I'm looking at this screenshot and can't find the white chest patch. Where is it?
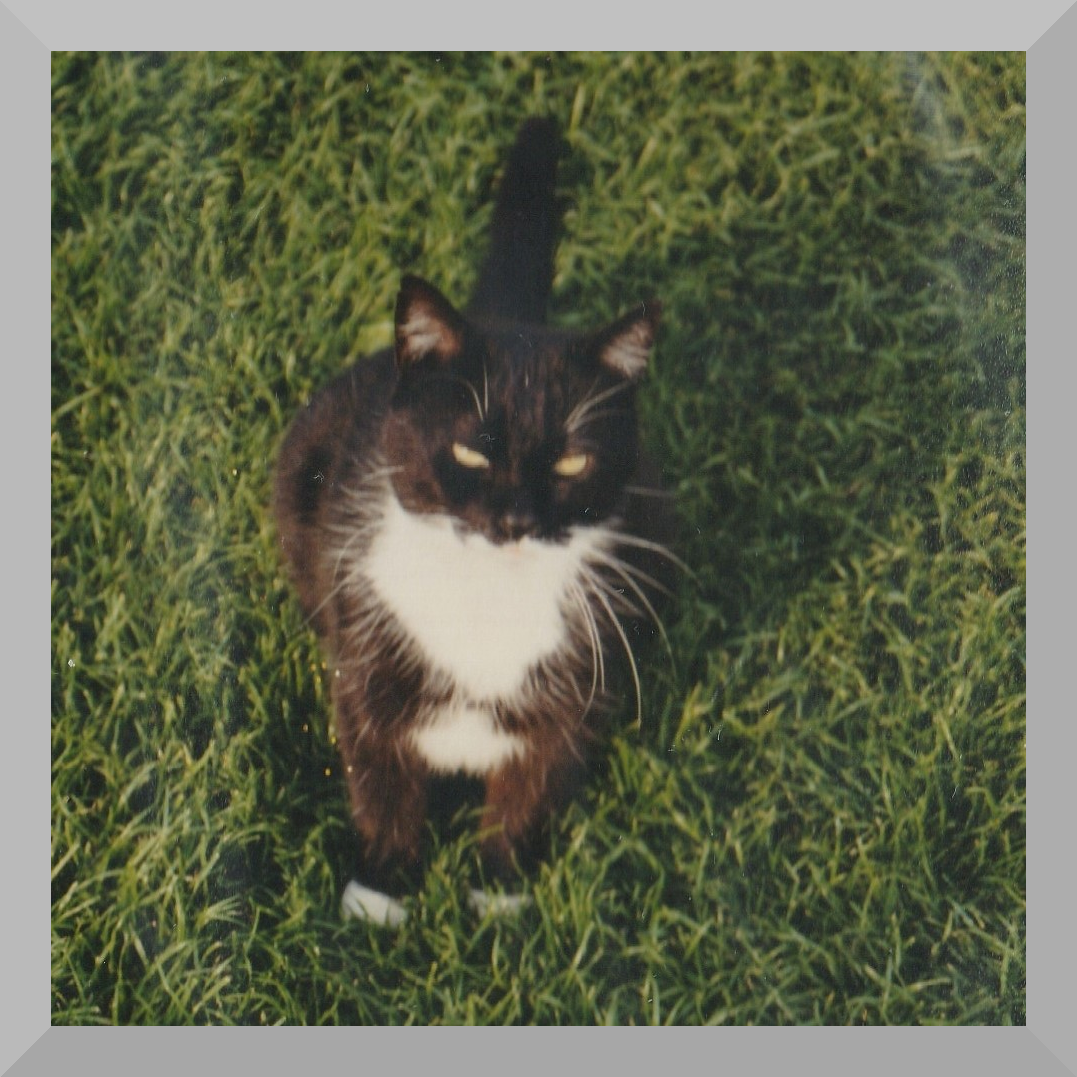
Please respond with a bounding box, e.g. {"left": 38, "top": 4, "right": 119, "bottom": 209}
{"left": 361, "top": 491, "right": 606, "bottom": 702}
{"left": 410, "top": 702, "right": 525, "bottom": 775}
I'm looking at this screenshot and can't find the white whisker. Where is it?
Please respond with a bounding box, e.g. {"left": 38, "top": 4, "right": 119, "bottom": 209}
{"left": 589, "top": 547, "right": 674, "bottom": 600}
{"left": 581, "top": 568, "right": 643, "bottom": 728}
{"left": 424, "top": 373, "right": 485, "bottom": 422}
{"left": 607, "top": 531, "right": 694, "bottom": 579}
{"left": 459, "top": 376, "right": 485, "bottom": 422}
{"left": 567, "top": 580, "right": 604, "bottom": 714}
{"left": 564, "top": 380, "right": 631, "bottom": 434}
{"left": 299, "top": 543, "right": 367, "bottom": 629}
{"left": 624, "top": 484, "right": 676, "bottom": 500}
{"left": 565, "top": 407, "right": 629, "bottom": 433}
{"left": 333, "top": 464, "right": 404, "bottom": 498}
{"left": 587, "top": 549, "right": 674, "bottom": 666}
{"left": 296, "top": 466, "right": 404, "bottom": 633}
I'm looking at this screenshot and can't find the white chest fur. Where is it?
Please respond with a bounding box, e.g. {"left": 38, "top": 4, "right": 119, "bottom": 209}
{"left": 361, "top": 491, "right": 606, "bottom": 703}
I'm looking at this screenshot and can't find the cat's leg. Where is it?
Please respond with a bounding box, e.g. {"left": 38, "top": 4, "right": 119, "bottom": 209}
{"left": 340, "top": 733, "right": 428, "bottom": 882}
{"left": 478, "top": 739, "right": 585, "bottom": 885}
{"left": 333, "top": 711, "right": 429, "bottom": 927}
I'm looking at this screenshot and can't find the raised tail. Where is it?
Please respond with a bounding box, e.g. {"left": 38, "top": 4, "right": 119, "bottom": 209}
{"left": 466, "top": 117, "right": 563, "bottom": 326}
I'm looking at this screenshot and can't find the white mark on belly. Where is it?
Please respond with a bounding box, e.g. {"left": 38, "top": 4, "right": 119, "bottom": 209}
{"left": 411, "top": 702, "right": 525, "bottom": 775}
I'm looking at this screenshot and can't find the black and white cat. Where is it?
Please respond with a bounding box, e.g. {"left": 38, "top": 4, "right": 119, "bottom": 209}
{"left": 274, "top": 118, "right": 676, "bottom": 924}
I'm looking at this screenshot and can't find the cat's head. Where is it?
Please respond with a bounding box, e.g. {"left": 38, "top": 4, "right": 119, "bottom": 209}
{"left": 381, "top": 275, "right": 660, "bottom": 546}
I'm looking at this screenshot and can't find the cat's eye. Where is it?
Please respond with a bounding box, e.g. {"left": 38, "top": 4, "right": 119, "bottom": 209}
{"left": 452, "top": 442, "right": 491, "bottom": 470}
{"left": 553, "top": 452, "right": 590, "bottom": 478}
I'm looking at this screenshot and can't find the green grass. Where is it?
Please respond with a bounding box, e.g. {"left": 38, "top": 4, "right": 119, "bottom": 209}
{"left": 51, "top": 51, "right": 1025, "bottom": 1025}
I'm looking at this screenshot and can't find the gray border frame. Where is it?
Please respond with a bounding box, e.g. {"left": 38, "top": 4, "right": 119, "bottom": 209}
{"left": 1026, "top": 3, "right": 1074, "bottom": 1073}
{"left": 28, "top": 11, "right": 1062, "bottom": 1073}
{"left": 4, "top": 0, "right": 49, "bottom": 1071}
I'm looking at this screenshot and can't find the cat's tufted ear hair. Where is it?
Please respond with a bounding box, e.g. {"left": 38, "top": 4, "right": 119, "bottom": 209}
{"left": 394, "top": 275, "right": 467, "bottom": 366}
{"left": 591, "top": 300, "right": 662, "bottom": 381}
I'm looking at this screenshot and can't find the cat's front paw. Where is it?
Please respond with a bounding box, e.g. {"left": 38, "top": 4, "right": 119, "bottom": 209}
{"left": 341, "top": 879, "right": 409, "bottom": 927}
{"left": 467, "top": 887, "right": 531, "bottom": 918}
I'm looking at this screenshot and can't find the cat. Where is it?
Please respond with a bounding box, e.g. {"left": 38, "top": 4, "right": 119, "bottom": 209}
{"left": 273, "top": 117, "right": 677, "bottom": 924}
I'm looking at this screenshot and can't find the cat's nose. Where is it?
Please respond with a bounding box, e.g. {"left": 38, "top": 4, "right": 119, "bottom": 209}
{"left": 499, "top": 511, "right": 538, "bottom": 542}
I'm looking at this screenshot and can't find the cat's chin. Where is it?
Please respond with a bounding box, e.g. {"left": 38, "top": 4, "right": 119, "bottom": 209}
{"left": 458, "top": 528, "right": 556, "bottom": 559}
{"left": 441, "top": 514, "right": 566, "bottom": 553}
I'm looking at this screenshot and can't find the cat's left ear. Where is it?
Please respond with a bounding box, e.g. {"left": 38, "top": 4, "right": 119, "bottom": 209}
{"left": 592, "top": 300, "right": 662, "bottom": 381}
{"left": 395, "top": 275, "right": 467, "bottom": 366}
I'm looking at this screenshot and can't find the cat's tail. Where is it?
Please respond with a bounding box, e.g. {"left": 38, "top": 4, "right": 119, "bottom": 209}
{"left": 466, "top": 117, "right": 563, "bottom": 326}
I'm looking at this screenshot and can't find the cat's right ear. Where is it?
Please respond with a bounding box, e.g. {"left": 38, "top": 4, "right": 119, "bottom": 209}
{"left": 591, "top": 300, "right": 662, "bottom": 381}
{"left": 394, "top": 275, "right": 467, "bottom": 366}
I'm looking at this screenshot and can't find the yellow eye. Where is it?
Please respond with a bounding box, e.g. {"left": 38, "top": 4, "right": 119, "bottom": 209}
{"left": 553, "top": 452, "right": 590, "bottom": 478}
{"left": 452, "top": 442, "right": 491, "bottom": 469}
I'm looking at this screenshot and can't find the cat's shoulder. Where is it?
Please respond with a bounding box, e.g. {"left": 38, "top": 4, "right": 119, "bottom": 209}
{"left": 278, "top": 348, "right": 395, "bottom": 459}
{"left": 274, "top": 348, "right": 396, "bottom": 531}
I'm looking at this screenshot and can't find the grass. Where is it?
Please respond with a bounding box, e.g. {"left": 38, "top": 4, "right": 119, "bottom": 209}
{"left": 51, "top": 51, "right": 1025, "bottom": 1025}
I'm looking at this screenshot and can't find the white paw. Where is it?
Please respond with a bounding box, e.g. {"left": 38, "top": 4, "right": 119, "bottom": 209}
{"left": 468, "top": 887, "right": 531, "bottom": 917}
{"left": 341, "top": 880, "right": 408, "bottom": 927}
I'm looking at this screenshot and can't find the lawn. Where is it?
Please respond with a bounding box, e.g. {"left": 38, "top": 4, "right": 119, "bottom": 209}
{"left": 51, "top": 51, "right": 1025, "bottom": 1025}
